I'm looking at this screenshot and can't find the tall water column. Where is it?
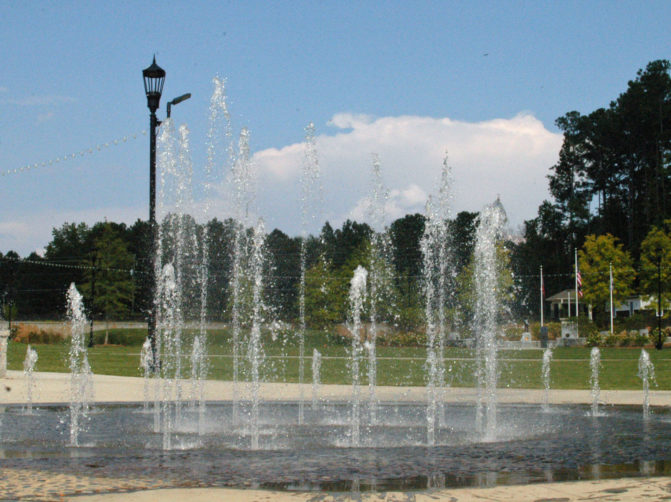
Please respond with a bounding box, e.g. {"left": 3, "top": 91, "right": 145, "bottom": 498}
{"left": 473, "top": 198, "right": 507, "bottom": 440}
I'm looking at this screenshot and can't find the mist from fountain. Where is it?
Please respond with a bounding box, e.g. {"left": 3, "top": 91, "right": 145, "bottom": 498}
{"left": 22, "top": 345, "right": 38, "bottom": 415}
{"left": 348, "top": 265, "right": 368, "bottom": 447}
{"left": 472, "top": 198, "right": 507, "bottom": 440}
{"left": 638, "top": 349, "right": 655, "bottom": 419}
{"left": 66, "top": 283, "right": 93, "bottom": 446}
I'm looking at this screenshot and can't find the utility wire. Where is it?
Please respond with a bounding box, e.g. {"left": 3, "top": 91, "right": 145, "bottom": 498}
{"left": 1, "top": 131, "right": 147, "bottom": 177}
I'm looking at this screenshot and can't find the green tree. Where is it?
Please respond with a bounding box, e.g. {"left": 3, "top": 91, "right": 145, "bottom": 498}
{"left": 389, "top": 214, "right": 425, "bottom": 328}
{"left": 549, "top": 60, "right": 671, "bottom": 253}
{"left": 579, "top": 234, "right": 635, "bottom": 324}
{"left": 80, "top": 224, "right": 135, "bottom": 343}
{"left": 639, "top": 222, "right": 671, "bottom": 312}
{"left": 265, "top": 229, "right": 301, "bottom": 320}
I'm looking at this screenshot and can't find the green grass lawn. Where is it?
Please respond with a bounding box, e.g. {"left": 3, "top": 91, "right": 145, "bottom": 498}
{"left": 7, "top": 328, "right": 671, "bottom": 390}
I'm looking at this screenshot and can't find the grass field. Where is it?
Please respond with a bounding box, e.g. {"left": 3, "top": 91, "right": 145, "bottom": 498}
{"left": 6, "top": 328, "right": 671, "bottom": 390}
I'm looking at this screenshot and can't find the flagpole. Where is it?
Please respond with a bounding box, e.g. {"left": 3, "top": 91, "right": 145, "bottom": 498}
{"left": 609, "top": 262, "right": 614, "bottom": 335}
{"left": 540, "top": 265, "right": 544, "bottom": 327}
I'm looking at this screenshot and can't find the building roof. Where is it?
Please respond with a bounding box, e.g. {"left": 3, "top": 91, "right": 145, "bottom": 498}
{"left": 546, "top": 289, "right": 577, "bottom": 302}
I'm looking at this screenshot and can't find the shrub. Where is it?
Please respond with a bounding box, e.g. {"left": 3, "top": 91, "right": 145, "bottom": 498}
{"left": 503, "top": 324, "right": 523, "bottom": 340}
{"left": 603, "top": 333, "right": 619, "bottom": 347}
{"left": 13, "top": 324, "right": 65, "bottom": 344}
{"left": 91, "top": 329, "right": 148, "bottom": 346}
{"left": 632, "top": 332, "right": 650, "bottom": 347}
{"left": 381, "top": 330, "right": 427, "bottom": 347}
{"left": 577, "top": 320, "right": 599, "bottom": 339}
{"left": 586, "top": 332, "right": 602, "bottom": 347}
{"left": 325, "top": 324, "right": 350, "bottom": 346}
{"left": 623, "top": 312, "right": 655, "bottom": 331}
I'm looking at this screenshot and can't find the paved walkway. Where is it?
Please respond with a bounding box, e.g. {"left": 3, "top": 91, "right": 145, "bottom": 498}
{"left": 2, "top": 370, "right": 671, "bottom": 501}
{"left": 2, "top": 369, "right": 670, "bottom": 406}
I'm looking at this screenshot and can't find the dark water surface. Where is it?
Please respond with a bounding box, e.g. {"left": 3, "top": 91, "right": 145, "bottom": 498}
{"left": 2, "top": 402, "right": 670, "bottom": 491}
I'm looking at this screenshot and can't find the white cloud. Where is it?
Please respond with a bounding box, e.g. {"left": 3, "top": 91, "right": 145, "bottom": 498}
{"left": 349, "top": 183, "right": 429, "bottom": 227}
{"left": 1, "top": 112, "right": 563, "bottom": 253}
{"left": 252, "top": 112, "right": 562, "bottom": 234}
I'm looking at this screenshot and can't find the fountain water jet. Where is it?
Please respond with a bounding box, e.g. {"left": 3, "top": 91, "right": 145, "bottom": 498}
{"left": 139, "top": 338, "right": 153, "bottom": 411}
{"left": 248, "top": 219, "right": 267, "bottom": 450}
{"left": 638, "top": 349, "right": 655, "bottom": 419}
{"left": 312, "top": 348, "right": 322, "bottom": 410}
{"left": 348, "top": 266, "right": 368, "bottom": 447}
{"left": 421, "top": 155, "right": 455, "bottom": 442}
{"left": 229, "top": 127, "right": 255, "bottom": 425}
{"left": 22, "top": 345, "right": 38, "bottom": 414}
{"left": 472, "top": 198, "right": 507, "bottom": 439}
{"left": 542, "top": 347, "right": 553, "bottom": 411}
{"left": 298, "top": 122, "right": 322, "bottom": 424}
{"left": 66, "top": 283, "right": 93, "bottom": 446}
{"left": 366, "top": 154, "right": 393, "bottom": 424}
{"left": 590, "top": 347, "right": 601, "bottom": 417}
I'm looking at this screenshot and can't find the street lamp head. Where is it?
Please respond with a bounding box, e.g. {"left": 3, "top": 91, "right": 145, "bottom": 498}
{"left": 142, "top": 56, "right": 166, "bottom": 113}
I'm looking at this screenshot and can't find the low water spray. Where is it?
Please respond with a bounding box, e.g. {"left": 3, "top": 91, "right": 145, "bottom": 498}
{"left": 23, "top": 345, "right": 38, "bottom": 414}
{"left": 312, "top": 348, "right": 322, "bottom": 410}
{"left": 590, "top": 347, "right": 601, "bottom": 417}
{"left": 542, "top": 347, "right": 553, "bottom": 411}
{"left": 139, "top": 338, "right": 153, "bottom": 411}
{"left": 638, "top": 349, "right": 655, "bottom": 419}
{"left": 190, "top": 334, "right": 208, "bottom": 431}
{"left": 67, "top": 283, "right": 93, "bottom": 446}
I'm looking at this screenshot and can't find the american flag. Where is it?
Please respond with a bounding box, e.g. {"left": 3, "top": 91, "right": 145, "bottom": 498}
{"left": 576, "top": 269, "right": 583, "bottom": 298}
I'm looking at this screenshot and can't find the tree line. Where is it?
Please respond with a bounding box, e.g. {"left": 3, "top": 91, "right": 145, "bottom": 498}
{"left": 0, "top": 213, "right": 485, "bottom": 330}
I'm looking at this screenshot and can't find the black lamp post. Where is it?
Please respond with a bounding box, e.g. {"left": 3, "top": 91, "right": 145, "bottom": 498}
{"left": 142, "top": 56, "right": 166, "bottom": 364}
{"left": 142, "top": 57, "right": 191, "bottom": 367}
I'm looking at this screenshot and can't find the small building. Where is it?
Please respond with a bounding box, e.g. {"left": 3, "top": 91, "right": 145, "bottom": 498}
{"left": 546, "top": 289, "right": 588, "bottom": 320}
{"left": 547, "top": 289, "right": 668, "bottom": 320}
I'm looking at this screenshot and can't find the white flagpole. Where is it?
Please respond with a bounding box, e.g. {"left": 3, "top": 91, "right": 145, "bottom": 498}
{"left": 575, "top": 248, "right": 579, "bottom": 318}
{"left": 609, "top": 263, "right": 614, "bottom": 335}
{"left": 540, "top": 265, "right": 544, "bottom": 327}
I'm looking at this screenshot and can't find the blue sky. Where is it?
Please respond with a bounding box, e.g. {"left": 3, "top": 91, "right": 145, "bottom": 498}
{"left": 1, "top": 1, "right": 670, "bottom": 254}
